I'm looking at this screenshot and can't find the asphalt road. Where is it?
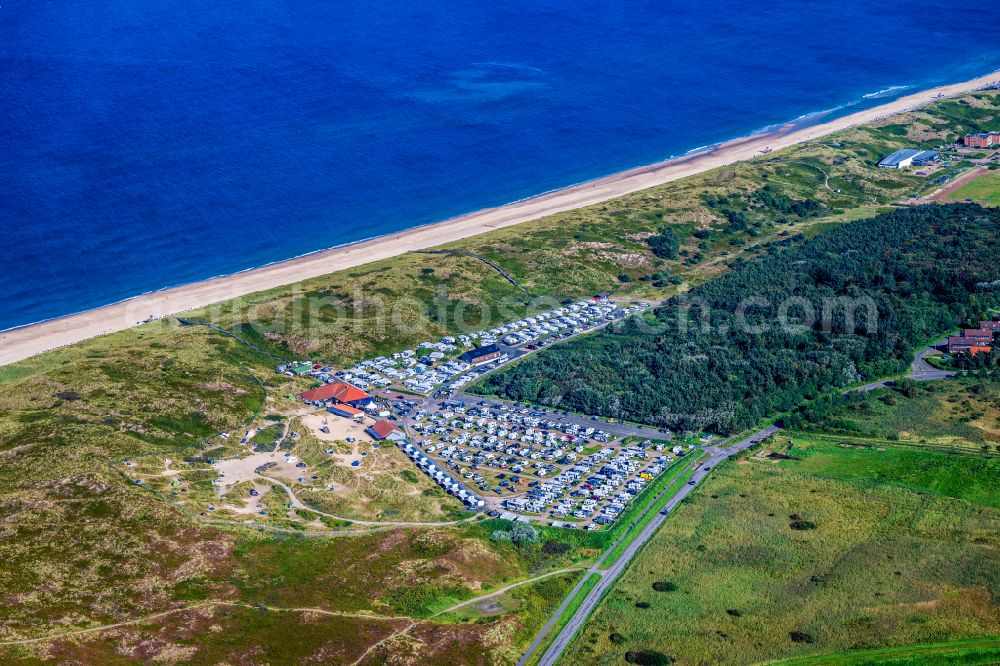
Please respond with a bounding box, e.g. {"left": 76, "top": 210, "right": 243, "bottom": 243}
{"left": 850, "top": 343, "right": 955, "bottom": 393}
{"left": 910, "top": 345, "right": 957, "bottom": 381}
{"left": 520, "top": 425, "right": 780, "bottom": 666}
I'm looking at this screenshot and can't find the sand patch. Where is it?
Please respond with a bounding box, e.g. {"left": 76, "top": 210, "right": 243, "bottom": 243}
{"left": 213, "top": 451, "right": 305, "bottom": 490}
{"left": 300, "top": 412, "right": 374, "bottom": 443}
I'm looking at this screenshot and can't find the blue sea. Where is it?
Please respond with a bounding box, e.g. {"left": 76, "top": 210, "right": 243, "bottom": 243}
{"left": 2, "top": 0, "right": 1000, "bottom": 331}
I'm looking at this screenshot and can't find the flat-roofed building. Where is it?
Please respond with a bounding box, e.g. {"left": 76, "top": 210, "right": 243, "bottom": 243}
{"left": 878, "top": 148, "right": 938, "bottom": 169}
{"left": 459, "top": 343, "right": 503, "bottom": 366}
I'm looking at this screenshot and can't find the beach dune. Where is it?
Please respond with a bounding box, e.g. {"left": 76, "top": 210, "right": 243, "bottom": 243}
{"left": 2, "top": 71, "right": 998, "bottom": 367}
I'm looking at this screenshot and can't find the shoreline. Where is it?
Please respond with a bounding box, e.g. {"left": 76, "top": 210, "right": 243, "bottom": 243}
{"left": 3, "top": 69, "right": 998, "bottom": 367}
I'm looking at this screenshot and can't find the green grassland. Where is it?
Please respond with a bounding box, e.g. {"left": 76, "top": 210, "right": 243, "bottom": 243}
{"left": 0, "top": 91, "right": 998, "bottom": 662}
{"left": 948, "top": 171, "right": 1000, "bottom": 206}
{"left": 523, "top": 573, "right": 603, "bottom": 666}
{"left": 561, "top": 444, "right": 1000, "bottom": 666}
{"left": 601, "top": 458, "right": 700, "bottom": 566}
{"left": 770, "top": 434, "right": 1000, "bottom": 509}
{"left": 766, "top": 637, "right": 1000, "bottom": 666}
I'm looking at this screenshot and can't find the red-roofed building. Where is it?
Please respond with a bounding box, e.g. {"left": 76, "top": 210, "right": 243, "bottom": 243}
{"left": 948, "top": 336, "right": 976, "bottom": 353}
{"left": 980, "top": 321, "right": 1000, "bottom": 332}
{"left": 328, "top": 404, "right": 364, "bottom": 419}
{"left": 298, "top": 382, "right": 372, "bottom": 406}
{"left": 962, "top": 329, "right": 994, "bottom": 344}
{"left": 366, "top": 420, "right": 405, "bottom": 442}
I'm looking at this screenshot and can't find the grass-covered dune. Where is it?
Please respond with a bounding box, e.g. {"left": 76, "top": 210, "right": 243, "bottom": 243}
{"left": 476, "top": 204, "right": 1000, "bottom": 433}
{"left": 0, "top": 322, "right": 588, "bottom": 662}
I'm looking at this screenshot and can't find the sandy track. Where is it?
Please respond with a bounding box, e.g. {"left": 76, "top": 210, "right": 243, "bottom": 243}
{"left": 435, "top": 567, "right": 585, "bottom": 616}
{"left": 0, "top": 601, "right": 412, "bottom": 647}
{"left": 2, "top": 70, "right": 998, "bottom": 367}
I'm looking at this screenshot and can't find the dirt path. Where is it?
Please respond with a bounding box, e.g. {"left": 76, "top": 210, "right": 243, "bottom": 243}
{"left": 348, "top": 621, "right": 420, "bottom": 666}
{"left": 788, "top": 160, "right": 834, "bottom": 193}
{"left": 0, "top": 601, "right": 412, "bottom": 647}
{"left": 435, "top": 567, "right": 585, "bottom": 616}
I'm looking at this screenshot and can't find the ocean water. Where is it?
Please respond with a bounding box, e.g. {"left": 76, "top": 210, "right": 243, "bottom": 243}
{"left": 2, "top": 0, "right": 1000, "bottom": 330}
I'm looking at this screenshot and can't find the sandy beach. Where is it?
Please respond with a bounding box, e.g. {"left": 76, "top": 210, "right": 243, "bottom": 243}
{"left": 2, "top": 70, "right": 998, "bottom": 367}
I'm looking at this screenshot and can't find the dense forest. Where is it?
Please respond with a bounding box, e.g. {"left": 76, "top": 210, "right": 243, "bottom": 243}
{"left": 476, "top": 204, "right": 1000, "bottom": 433}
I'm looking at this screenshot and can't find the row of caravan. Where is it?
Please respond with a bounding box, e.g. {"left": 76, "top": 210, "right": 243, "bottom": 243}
{"left": 400, "top": 441, "right": 486, "bottom": 510}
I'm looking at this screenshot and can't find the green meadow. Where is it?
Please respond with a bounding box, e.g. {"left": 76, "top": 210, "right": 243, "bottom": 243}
{"left": 948, "top": 171, "right": 1000, "bottom": 206}
{"left": 561, "top": 427, "right": 1000, "bottom": 665}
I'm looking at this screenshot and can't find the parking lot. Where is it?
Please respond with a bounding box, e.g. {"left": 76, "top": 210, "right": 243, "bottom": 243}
{"left": 281, "top": 299, "right": 646, "bottom": 397}
{"left": 404, "top": 399, "right": 694, "bottom": 529}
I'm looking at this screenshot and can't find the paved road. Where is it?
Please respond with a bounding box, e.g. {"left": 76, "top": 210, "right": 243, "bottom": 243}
{"left": 520, "top": 425, "right": 780, "bottom": 666}
{"left": 910, "top": 345, "right": 957, "bottom": 381}
{"left": 850, "top": 343, "right": 955, "bottom": 393}
{"left": 523, "top": 341, "right": 962, "bottom": 665}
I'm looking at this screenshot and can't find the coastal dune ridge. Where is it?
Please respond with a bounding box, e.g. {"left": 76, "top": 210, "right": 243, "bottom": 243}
{"left": 3, "top": 70, "right": 999, "bottom": 367}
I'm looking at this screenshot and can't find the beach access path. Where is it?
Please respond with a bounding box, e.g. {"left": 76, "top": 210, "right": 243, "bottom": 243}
{"left": 2, "top": 71, "right": 998, "bottom": 368}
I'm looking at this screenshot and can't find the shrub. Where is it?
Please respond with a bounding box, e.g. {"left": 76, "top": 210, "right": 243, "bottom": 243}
{"left": 790, "top": 520, "right": 817, "bottom": 531}
{"left": 510, "top": 522, "right": 540, "bottom": 544}
{"left": 652, "top": 581, "right": 678, "bottom": 592}
{"left": 726, "top": 609, "right": 742, "bottom": 617}
{"left": 635, "top": 601, "right": 651, "bottom": 609}
{"left": 319, "top": 516, "right": 352, "bottom": 529}
{"left": 542, "top": 540, "right": 571, "bottom": 555}
{"left": 789, "top": 631, "right": 815, "bottom": 643}
{"left": 609, "top": 632, "right": 627, "bottom": 645}
{"left": 491, "top": 522, "right": 540, "bottom": 545}
{"left": 647, "top": 228, "right": 680, "bottom": 259}
{"left": 625, "top": 649, "right": 675, "bottom": 665}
